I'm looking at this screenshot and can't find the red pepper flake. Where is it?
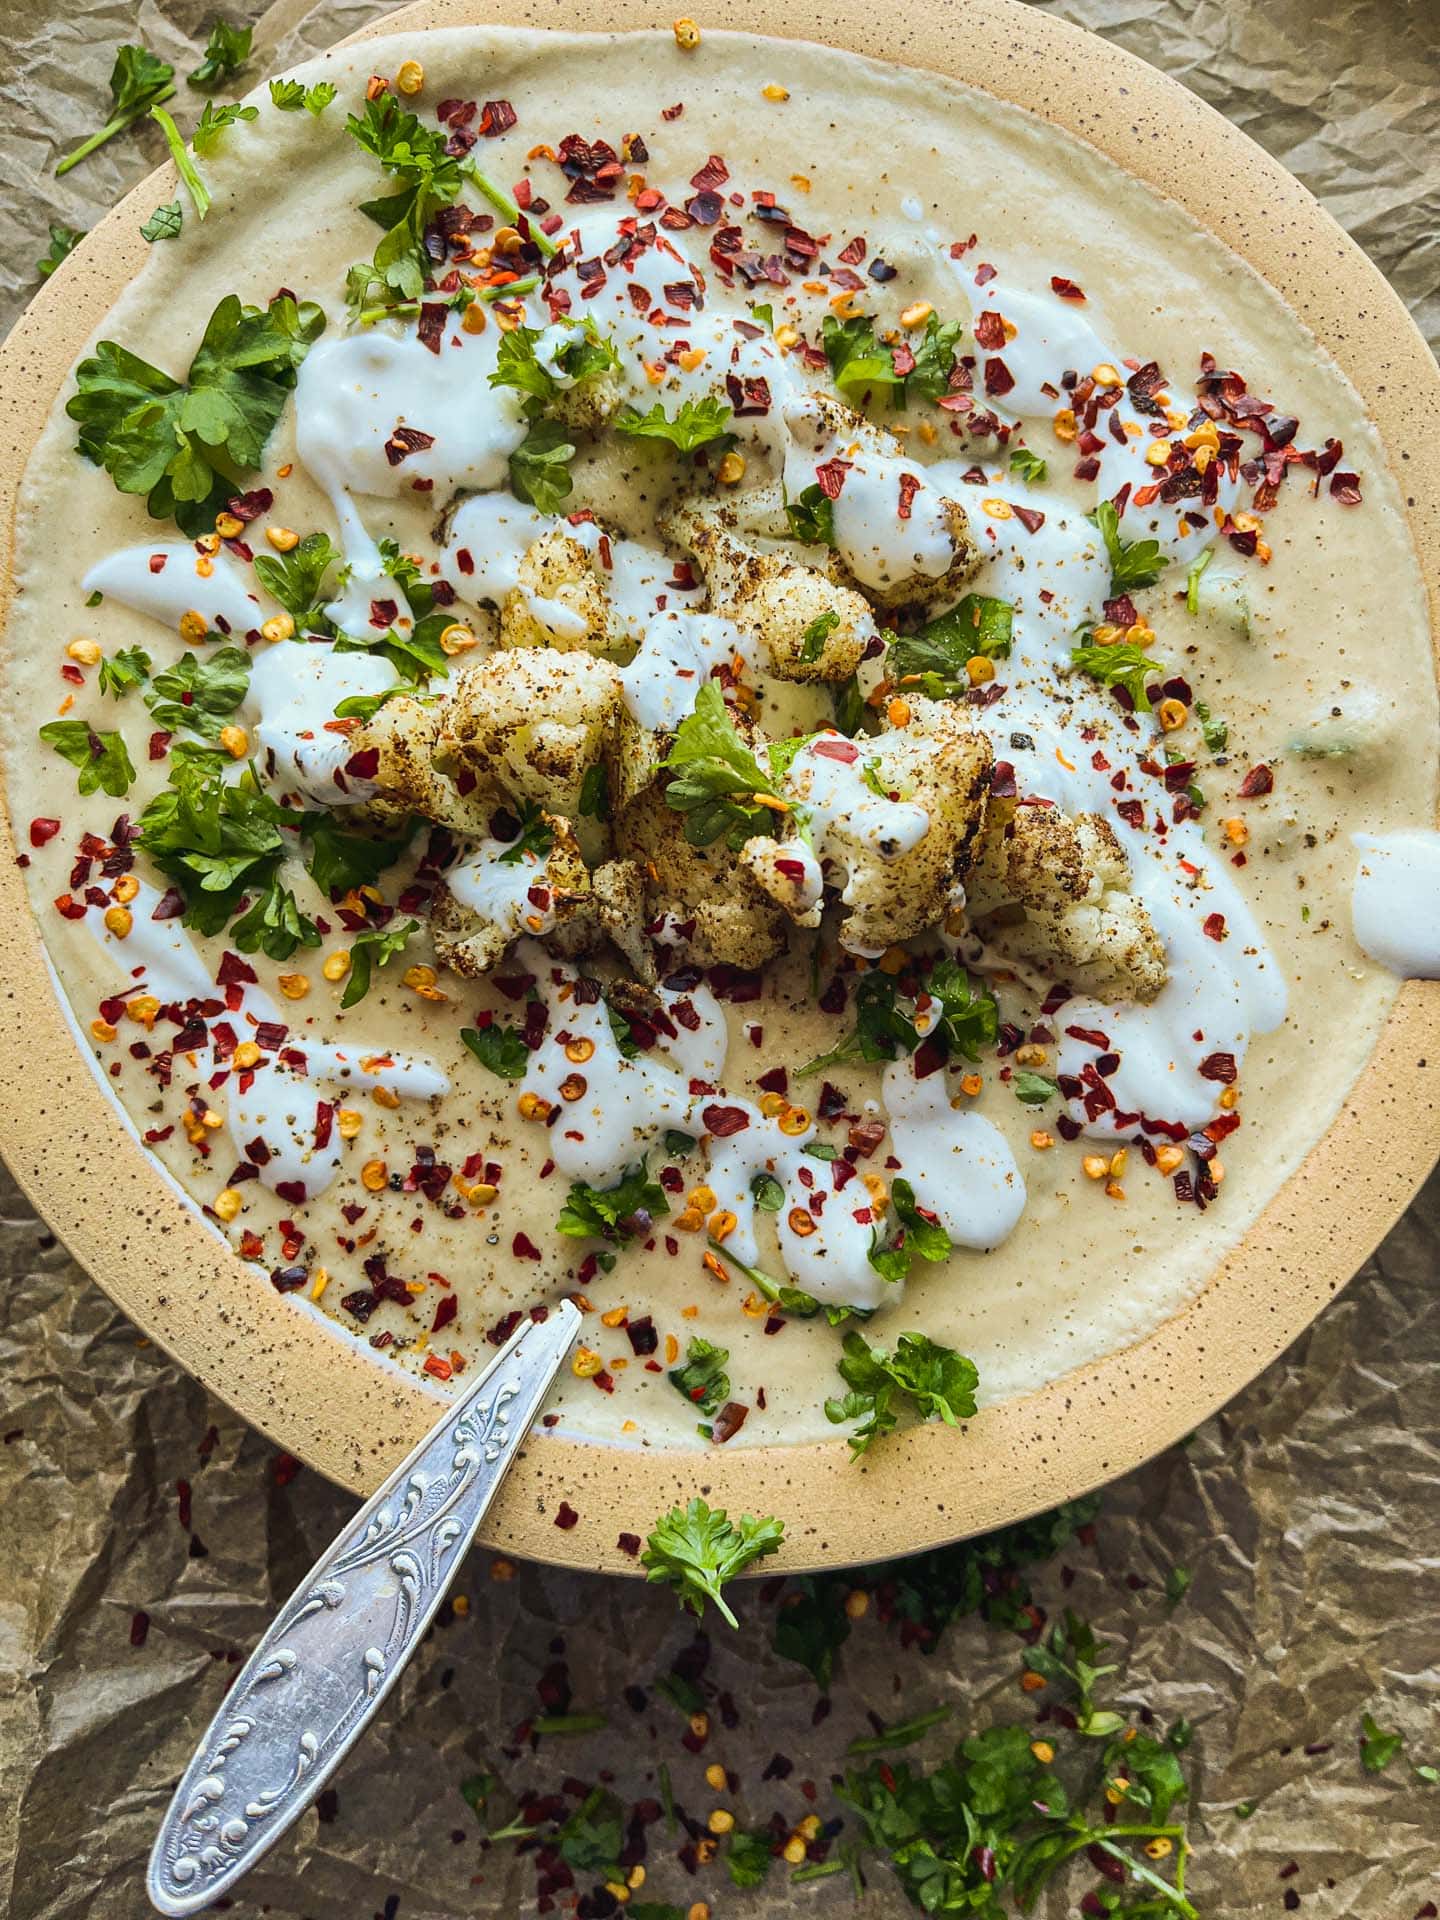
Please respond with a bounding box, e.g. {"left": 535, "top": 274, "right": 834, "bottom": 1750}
{"left": 478, "top": 97, "right": 517, "bottom": 136}
{"left": 711, "top": 1400, "right": 749, "bottom": 1444}
{"left": 974, "top": 262, "right": 996, "bottom": 285}
{"left": 432, "top": 1292, "right": 459, "bottom": 1334}
{"left": 148, "top": 730, "right": 172, "bottom": 762}
{"left": 814, "top": 456, "right": 852, "bottom": 499}
{"left": 384, "top": 424, "right": 435, "bottom": 466}
{"left": 983, "top": 357, "right": 1015, "bottom": 397}
{"left": 811, "top": 737, "right": 860, "bottom": 764}
{"left": 417, "top": 302, "right": 447, "bottom": 354}
{"left": 130, "top": 1609, "right": 150, "bottom": 1647}
{"left": 513, "top": 1231, "right": 542, "bottom": 1260}
{"left": 1203, "top": 912, "right": 1228, "bottom": 942}
{"left": 1011, "top": 503, "right": 1045, "bottom": 534}
{"left": 690, "top": 153, "right": 730, "bottom": 191}
{"left": 1050, "top": 275, "right": 1085, "bottom": 301}
{"left": 662, "top": 102, "right": 684, "bottom": 120}
{"left": 973, "top": 310, "right": 1007, "bottom": 351}
{"left": 896, "top": 472, "right": 921, "bottom": 521}
{"left": 616, "top": 1531, "right": 641, "bottom": 1556}
{"left": 147, "top": 552, "right": 167, "bottom": 574}
{"left": 1238, "top": 762, "right": 1274, "bottom": 798}
{"left": 1199, "top": 1052, "right": 1238, "bottom": 1084}
{"left": 702, "top": 1102, "right": 750, "bottom": 1138}
{"left": 554, "top": 1500, "right": 579, "bottom": 1529}
{"left": 1329, "top": 471, "right": 1363, "bottom": 505}
{"left": 29, "top": 817, "right": 61, "bottom": 847}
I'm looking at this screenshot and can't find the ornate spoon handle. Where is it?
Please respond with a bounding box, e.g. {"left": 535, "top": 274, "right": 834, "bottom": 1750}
{"left": 146, "top": 1300, "right": 580, "bottom": 1917}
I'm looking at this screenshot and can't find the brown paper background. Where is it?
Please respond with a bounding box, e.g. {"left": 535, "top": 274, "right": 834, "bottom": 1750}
{"left": 1, "top": 1, "right": 1437, "bottom": 1914}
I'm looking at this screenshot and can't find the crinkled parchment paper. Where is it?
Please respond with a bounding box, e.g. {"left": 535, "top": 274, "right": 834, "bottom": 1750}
{"left": 1, "top": 1, "right": 1437, "bottom": 1914}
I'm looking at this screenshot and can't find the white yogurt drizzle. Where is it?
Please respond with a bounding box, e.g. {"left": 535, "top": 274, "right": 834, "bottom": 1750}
{"left": 87, "top": 882, "right": 447, "bottom": 1201}
{"left": 245, "top": 639, "right": 396, "bottom": 806}
{"left": 447, "top": 834, "right": 561, "bottom": 939}
{"left": 82, "top": 544, "right": 262, "bottom": 639}
{"left": 1351, "top": 831, "right": 1440, "bottom": 978}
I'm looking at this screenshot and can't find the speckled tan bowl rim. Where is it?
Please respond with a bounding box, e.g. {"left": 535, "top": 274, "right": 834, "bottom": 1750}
{"left": 0, "top": 0, "right": 1435, "bottom": 1574}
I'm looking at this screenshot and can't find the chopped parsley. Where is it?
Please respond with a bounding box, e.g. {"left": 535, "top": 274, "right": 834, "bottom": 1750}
{"left": 38, "top": 722, "right": 135, "bottom": 798}
{"left": 253, "top": 530, "right": 343, "bottom": 629}
{"left": 188, "top": 20, "right": 251, "bottom": 91}
{"left": 67, "top": 291, "right": 324, "bottom": 536}
{"left": 346, "top": 94, "right": 464, "bottom": 304}
{"left": 800, "top": 609, "right": 840, "bottom": 664}
{"left": 140, "top": 200, "right": 183, "bottom": 243}
{"left": 797, "top": 959, "right": 997, "bottom": 1079}
{"left": 785, "top": 483, "right": 836, "bottom": 546}
{"left": 724, "top": 1830, "right": 775, "bottom": 1889}
{"left": 1012, "top": 1069, "right": 1059, "bottom": 1105}
{"left": 56, "top": 46, "right": 175, "bottom": 177}
{"left": 1070, "top": 638, "right": 1165, "bottom": 713}
{"left": 661, "top": 680, "right": 784, "bottom": 850}
{"left": 143, "top": 646, "right": 249, "bottom": 738}
{"left": 341, "top": 919, "right": 417, "bottom": 1007}
{"left": 460, "top": 1022, "right": 530, "bottom": 1080}
{"left": 577, "top": 763, "right": 610, "bottom": 821}
{"left": 885, "top": 595, "right": 1013, "bottom": 694}
{"left": 495, "top": 801, "right": 553, "bottom": 866}
{"left": 1359, "top": 1713, "right": 1404, "bottom": 1775}
{"left": 509, "top": 419, "right": 577, "bottom": 514}
{"left": 749, "top": 1170, "right": 785, "bottom": 1211}
{"left": 269, "top": 77, "right": 338, "bottom": 116}
{"left": 824, "top": 1329, "right": 978, "bottom": 1455}
{"left": 831, "top": 673, "right": 869, "bottom": 737}
{"left": 38, "top": 222, "right": 83, "bottom": 277}
{"left": 1195, "top": 699, "right": 1229, "bottom": 754}
{"left": 557, "top": 1162, "right": 669, "bottom": 1245}
{"left": 641, "top": 1498, "right": 785, "bottom": 1629}
{"left": 614, "top": 395, "right": 734, "bottom": 451}
{"left": 822, "top": 311, "right": 964, "bottom": 410}
{"left": 668, "top": 1336, "right": 731, "bottom": 1417}
{"left": 491, "top": 319, "right": 620, "bottom": 409}
{"left": 1184, "top": 545, "right": 1213, "bottom": 614}
{"left": 1092, "top": 497, "right": 1169, "bottom": 594}
{"left": 1009, "top": 445, "right": 1048, "bottom": 484}
{"left": 303, "top": 812, "right": 410, "bottom": 896}
{"left": 192, "top": 100, "right": 260, "bottom": 158}
{"left": 867, "top": 1178, "right": 953, "bottom": 1286}
{"left": 98, "top": 646, "right": 150, "bottom": 698}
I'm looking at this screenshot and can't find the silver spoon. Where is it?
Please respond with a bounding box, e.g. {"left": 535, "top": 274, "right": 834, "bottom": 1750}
{"left": 146, "top": 1299, "right": 581, "bottom": 1916}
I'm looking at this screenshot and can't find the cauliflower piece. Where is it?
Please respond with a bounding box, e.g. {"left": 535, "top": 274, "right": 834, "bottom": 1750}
{"left": 438, "top": 647, "right": 623, "bottom": 817}
{"left": 784, "top": 394, "right": 979, "bottom": 612}
{"left": 742, "top": 695, "right": 992, "bottom": 954}
{"left": 431, "top": 814, "right": 590, "bottom": 976}
{"left": 549, "top": 857, "right": 657, "bottom": 982}
{"left": 499, "top": 529, "right": 628, "bottom": 656}
{"left": 616, "top": 783, "right": 788, "bottom": 969}
{"left": 965, "top": 803, "right": 1168, "bottom": 1003}
{"left": 349, "top": 694, "right": 494, "bottom": 835}
{"left": 660, "top": 497, "right": 872, "bottom": 683}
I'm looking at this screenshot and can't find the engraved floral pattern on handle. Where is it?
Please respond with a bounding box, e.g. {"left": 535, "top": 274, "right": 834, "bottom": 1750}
{"left": 146, "top": 1302, "right": 579, "bottom": 1918}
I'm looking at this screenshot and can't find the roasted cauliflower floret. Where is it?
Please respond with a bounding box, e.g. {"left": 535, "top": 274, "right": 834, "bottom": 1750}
{"left": 742, "top": 696, "right": 992, "bottom": 954}
{"left": 431, "top": 814, "right": 590, "bottom": 976}
{"left": 499, "top": 530, "right": 626, "bottom": 655}
{"left": 783, "top": 394, "right": 979, "bottom": 613}
{"left": 549, "top": 857, "right": 656, "bottom": 983}
{"left": 437, "top": 647, "right": 622, "bottom": 817}
{"left": 615, "top": 783, "right": 788, "bottom": 969}
{"left": 349, "top": 694, "right": 493, "bottom": 835}
{"left": 660, "top": 498, "right": 871, "bottom": 683}
{"left": 965, "top": 803, "right": 1168, "bottom": 1003}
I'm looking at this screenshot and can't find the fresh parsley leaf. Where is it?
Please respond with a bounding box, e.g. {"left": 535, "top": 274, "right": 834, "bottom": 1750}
{"left": 800, "top": 609, "right": 840, "bottom": 664}
{"left": 555, "top": 1786, "right": 624, "bottom": 1880}
{"left": 143, "top": 645, "right": 250, "bottom": 738}
{"left": 661, "top": 680, "right": 783, "bottom": 850}
{"left": 461, "top": 1022, "right": 530, "bottom": 1080}
{"left": 38, "top": 721, "right": 135, "bottom": 797}
{"left": 342, "top": 918, "right": 417, "bottom": 1007}
{"left": 332, "top": 690, "right": 401, "bottom": 726}
{"left": 797, "top": 971, "right": 918, "bottom": 1078}
{"left": 334, "top": 609, "right": 451, "bottom": 685}
{"left": 886, "top": 595, "right": 1013, "bottom": 693}
{"left": 557, "top": 1162, "right": 669, "bottom": 1244}
{"left": 1013, "top": 1069, "right": 1058, "bottom": 1105}
{"left": 253, "top": 530, "right": 343, "bottom": 628}
{"left": 303, "top": 812, "right": 410, "bottom": 896}
{"left": 1071, "top": 638, "right": 1165, "bottom": 713}
{"left": 668, "top": 1337, "right": 731, "bottom": 1417}
{"left": 509, "top": 418, "right": 576, "bottom": 513}
{"left": 823, "top": 313, "right": 903, "bottom": 406}
{"left": 98, "top": 646, "right": 150, "bottom": 697}
{"left": 750, "top": 1171, "right": 785, "bottom": 1212}
{"left": 1184, "top": 546, "right": 1213, "bottom": 614}
{"left": 188, "top": 20, "right": 251, "bottom": 92}
{"left": 919, "top": 954, "right": 998, "bottom": 1059}
{"left": 68, "top": 291, "right": 325, "bottom": 536}
{"left": 615, "top": 395, "right": 734, "bottom": 451}
{"left": 798, "top": 960, "right": 995, "bottom": 1080}
{"left": 492, "top": 319, "right": 619, "bottom": 411}
{"left": 825, "top": 1329, "right": 977, "bottom": 1455}
{"left": 230, "top": 872, "right": 321, "bottom": 961}
{"left": 641, "top": 1498, "right": 785, "bottom": 1629}
{"left": 1195, "top": 699, "right": 1228, "bottom": 754}
{"left": 192, "top": 99, "right": 260, "bottom": 158}
{"left": 724, "top": 1830, "right": 775, "bottom": 1889}
{"left": 866, "top": 1179, "right": 953, "bottom": 1287}
{"left": 56, "top": 46, "right": 176, "bottom": 177}
{"left": 785, "top": 482, "right": 836, "bottom": 546}
{"left": 140, "top": 200, "right": 183, "bottom": 243}
{"left": 901, "top": 314, "right": 965, "bottom": 406}
{"left": 1164, "top": 1565, "right": 1193, "bottom": 1611}
{"left": 1093, "top": 498, "right": 1169, "bottom": 594}
{"left": 578, "top": 762, "right": 610, "bottom": 821}
{"left": 1360, "top": 1713, "right": 1405, "bottom": 1774}
{"left": 496, "top": 801, "right": 553, "bottom": 866}
{"left": 38, "top": 222, "right": 83, "bottom": 277}
{"left": 148, "top": 105, "right": 212, "bottom": 219}
{"left": 1026, "top": 1610, "right": 1125, "bottom": 1737}
{"left": 347, "top": 94, "right": 464, "bottom": 301}
{"left": 269, "top": 77, "right": 338, "bottom": 115}
{"left": 1010, "top": 445, "right": 1048, "bottom": 484}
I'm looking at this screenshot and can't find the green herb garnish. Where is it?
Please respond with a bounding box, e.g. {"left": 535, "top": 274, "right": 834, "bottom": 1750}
{"left": 491, "top": 318, "right": 620, "bottom": 409}
{"left": 495, "top": 801, "right": 553, "bottom": 866}
{"left": 460, "top": 1022, "right": 530, "bottom": 1080}
{"left": 668, "top": 1336, "right": 731, "bottom": 1416}
{"left": 785, "top": 483, "right": 836, "bottom": 546}
{"left": 641, "top": 1498, "right": 785, "bottom": 1629}
{"left": 1092, "top": 497, "right": 1169, "bottom": 594}
{"left": 341, "top": 918, "right": 417, "bottom": 1008}
{"left": 347, "top": 94, "right": 464, "bottom": 302}
{"left": 885, "top": 595, "right": 1014, "bottom": 695}
{"left": 98, "top": 646, "right": 151, "bottom": 697}
{"left": 866, "top": 1179, "right": 953, "bottom": 1287}
{"left": 38, "top": 722, "right": 136, "bottom": 797}
{"left": 192, "top": 99, "right": 259, "bottom": 157}
{"left": 188, "top": 20, "right": 251, "bottom": 91}
{"left": 140, "top": 200, "right": 183, "bottom": 243}
{"left": 660, "top": 680, "right": 784, "bottom": 850}
{"left": 508, "top": 419, "right": 577, "bottom": 513}
{"left": 1012, "top": 1069, "right": 1059, "bottom": 1105}
{"left": 614, "top": 395, "right": 734, "bottom": 451}
{"left": 1070, "top": 638, "right": 1165, "bottom": 713}
{"left": 143, "top": 646, "right": 249, "bottom": 738}
{"left": 797, "top": 959, "right": 996, "bottom": 1079}
{"left": 800, "top": 608, "right": 840, "bottom": 664}
{"left": 1009, "top": 446, "right": 1048, "bottom": 484}
{"left": 268, "top": 77, "right": 338, "bottom": 115}
{"left": 56, "top": 46, "right": 176, "bottom": 177}
{"left": 1184, "top": 546, "right": 1213, "bottom": 614}
{"left": 557, "top": 1162, "right": 669, "bottom": 1244}
{"left": 38, "top": 222, "right": 83, "bottom": 276}
{"left": 824, "top": 1329, "right": 978, "bottom": 1456}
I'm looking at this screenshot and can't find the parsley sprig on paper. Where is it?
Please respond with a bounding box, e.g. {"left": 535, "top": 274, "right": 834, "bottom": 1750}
{"left": 67, "top": 292, "right": 324, "bottom": 536}
{"left": 56, "top": 46, "right": 175, "bottom": 177}
{"left": 642, "top": 1498, "right": 785, "bottom": 1629}
{"left": 187, "top": 20, "right": 251, "bottom": 92}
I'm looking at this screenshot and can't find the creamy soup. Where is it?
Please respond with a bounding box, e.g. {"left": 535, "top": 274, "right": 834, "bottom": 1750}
{"left": 3, "top": 27, "right": 1435, "bottom": 1454}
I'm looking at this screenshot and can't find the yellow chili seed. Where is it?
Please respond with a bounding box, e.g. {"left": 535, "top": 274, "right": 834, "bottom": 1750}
{"left": 708, "top": 1209, "right": 738, "bottom": 1243}
{"left": 112, "top": 873, "right": 140, "bottom": 904}
{"left": 90, "top": 1018, "right": 117, "bottom": 1043}
{"left": 1209, "top": 1156, "right": 1226, "bottom": 1185}
{"left": 704, "top": 1763, "right": 727, "bottom": 1791}
{"left": 778, "top": 1108, "right": 810, "bottom": 1136}
{"left": 774, "top": 323, "right": 800, "bottom": 351}
{"left": 123, "top": 995, "right": 159, "bottom": 1030}
{"left": 361, "top": 1159, "right": 388, "bottom": 1192}
{"left": 265, "top": 526, "right": 300, "bottom": 552}
{"left": 402, "top": 964, "right": 438, "bottom": 993}
{"left": 782, "top": 1838, "right": 807, "bottom": 1866}
{"left": 214, "top": 1188, "right": 243, "bottom": 1222}
{"left": 1105, "top": 1180, "right": 1126, "bottom": 1201}
{"left": 103, "top": 905, "right": 133, "bottom": 938}
{"left": 673, "top": 16, "right": 701, "bottom": 50}
{"left": 1030, "top": 1129, "right": 1054, "bottom": 1151}
{"left": 565, "top": 1036, "right": 596, "bottom": 1064}
{"left": 982, "top": 496, "right": 1014, "bottom": 520}
{"left": 741, "top": 1290, "right": 768, "bottom": 1317}
{"left": 559, "top": 1072, "right": 588, "bottom": 1102}
{"left": 1014, "top": 1042, "right": 1048, "bottom": 1068}
{"left": 716, "top": 450, "right": 746, "bottom": 485}
{"left": 1218, "top": 1085, "right": 1240, "bottom": 1111}
{"left": 688, "top": 1905, "right": 711, "bottom": 1920}
{"left": 233, "top": 1040, "right": 262, "bottom": 1069}
{"left": 66, "top": 637, "right": 101, "bottom": 666}
{"left": 675, "top": 1207, "right": 705, "bottom": 1233}
{"left": 1092, "top": 362, "right": 1122, "bottom": 387}
{"left": 517, "top": 1090, "right": 551, "bottom": 1122}
{"left": 337, "top": 1108, "right": 363, "bottom": 1139}
{"left": 572, "top": 1346, "right": 604, "bottom": 1378}
{"left": 1146, "top": 1837, "right": 1174, "bottom": 1860}
{"left": 1030, "top": 1740, "right": 1055, "bottom": 1764}
{"left": 219, "top": 724, "right": 249, "bottom": 759}
{"left": 762, "top": 82, "right": 789, "bottom": 100}
{"left": 689, "top": 1185, "right": 718, "bottom": 1213}
{"left": 438, "top": 622, "right": 478, "bottom": 655}
{"left": 960, "top": 1072, "right": 983, "bottom": 1097}
{"left": 600, "top": 1305, "right": 628, "bottom": 1329}
{"left": 899, "top": 300, "right": 934, "bottom": 329}
{"left": 261, "top": 613, "right": 296, "bottom": 644}
{"left": 758, "top": 1091, "right": 787, "bottom": 1117}
{"left": 395, "top": 57, "right": 424, "bottom": 93}
{"left": 688, "top": 1711, "right": 709, "bottom": 1740}
{"left": 372, "top": 1085, "right": 401, "bottom": 1110}
{"left": 843, "top": 1589, "right": 869, "bottom": 1620}
{"left": 1145, "top": 441, "right": 1172, "bottom": 468}
{"left": 1109, "top": 1147, "right": 1128, "bottom": 1178}
{"left": 322, "top": 950, "right": 351, "bottom": 982}
{"left": 676, "top": 346, "right": 706, "bottom": 372}
{"left": 1082, "top": 1153, "right": 1110, "bottom": 1180}
{"left": 461, "top": 301, "right": 488, "bottom": 336}
{"left": 887, "top": 696, "right": 912, "bottom": 728}
{"left": 1223, "top": 816, "right": 1249, "bottom": 846}
{"left": 1053, "top": 408, "right": 1078, "bottom": 443}
{"left": 1157, "top": 698, "right": 1188, "bottom": 732}
{"left": 277, "top": 972, "right": 311, "bottom": 1000}
{"left": 707, "top": 1809, "right": 735, "bottom": 1836}
{"left": 214, "top": 512, "right": 245, "bottom": 538}
{"left": 862, "top": 1172, "right": 888, "bottom": 1209}
{"left": 787, "top": 1206, "right": 816, "bottom": 1237}
{"left": 627, "top": 1867, "right": 646, "bottom": 1890}
{"left": 967, "top": 655, "right": 996, "bottom": 686}
{"left": 1154, "top": 1143, "right": 1185, "bottom": 1175}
